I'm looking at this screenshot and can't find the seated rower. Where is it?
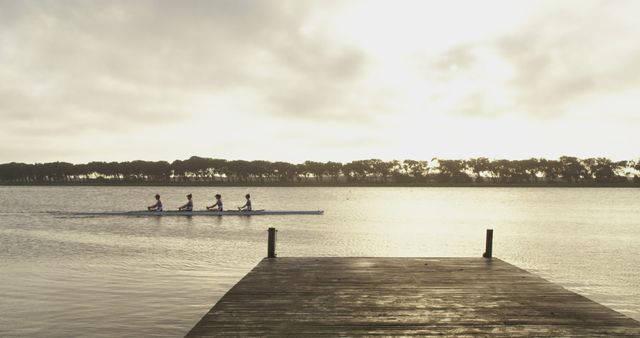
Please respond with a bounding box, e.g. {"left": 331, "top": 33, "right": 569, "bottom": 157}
{"left": 238, "top": 193, "right": 252, "bottom": 211}
{"left": 207, "top": 194, "right": 223, "bottom": 211}
{"left": 178, "top": 194, "right": 193, "bottom": 211}
{"left": 147, "top": 194, "right": 163, "bottom": 212}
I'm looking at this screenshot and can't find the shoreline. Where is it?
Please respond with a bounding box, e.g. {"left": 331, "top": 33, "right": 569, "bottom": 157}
{"left": 2, "top": 181, "right": 639, "bottom": 188}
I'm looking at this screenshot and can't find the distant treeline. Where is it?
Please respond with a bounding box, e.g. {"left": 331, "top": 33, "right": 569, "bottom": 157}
{"left": 1, "top": 156, "right": 639, "bottom": 186}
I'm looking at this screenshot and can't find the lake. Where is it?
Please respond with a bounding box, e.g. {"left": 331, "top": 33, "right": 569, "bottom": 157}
{"left": 0, "top": 186, "right": 638, "bottom": 337}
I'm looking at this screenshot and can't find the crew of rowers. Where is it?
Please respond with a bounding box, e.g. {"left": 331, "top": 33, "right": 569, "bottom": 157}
{"left": 147, "top": 193, "right": 252, "bottom": 212}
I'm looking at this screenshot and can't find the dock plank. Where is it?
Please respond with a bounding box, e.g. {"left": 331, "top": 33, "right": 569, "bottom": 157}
{"left": 186, "top": 257, "right": 640, "bottom": 336}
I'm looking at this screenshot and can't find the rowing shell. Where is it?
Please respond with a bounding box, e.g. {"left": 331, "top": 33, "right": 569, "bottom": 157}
{"left": 73, "top": 209, "right": 324, "bottom": 217}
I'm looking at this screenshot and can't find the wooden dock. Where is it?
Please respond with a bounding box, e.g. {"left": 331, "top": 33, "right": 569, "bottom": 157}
{"left": 186, "top": 257, "right": 640, "bottom": 336}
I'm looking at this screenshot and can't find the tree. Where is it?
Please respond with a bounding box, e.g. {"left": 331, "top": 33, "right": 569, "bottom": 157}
{"left": 170, "top": 160, "right": 187, "bottom": 181}
{"left": 324, "top": 161, "right": 343, "bottom": 182}
{"left": 272, "top": 161, "right": 297, "bottom": 182}
{"left": 304, "top": 161, "right": 326, "bottom": 182}
{"left": 206, "top": 158, "right": 228, "bottom": 182}
{"left": 583, "top": 158, "right": 624, "bottom": 183}
{"left": 0, "top": 156, "right": 638, "bottom": 186}
{"left": 403, "top": 160, "right": 428, "bottom": 181}
{"left": 342, "top": 160, "right": 369, "bottom": 182}
{"left": 226, "top": 160, "right": 251, "bottom": 182}
{"left": 248, "top": 160, "right": 272, "bottom": 182}
{"left": 146, "top": 161, "right": 171, "bottom": 181}
{"left": 183, "top": 156, "right": 213, "bottom": 181}
{"left": 466, "top": 158, "right": 490, "bottom": 182}
{"left": 537, "top": 159, "right": 561, "bottom": 183}
{"left": 369, "top": 159, "right": 393, "bottom": 183}
{"left": 559, "top": 156, "right": 586, "bottom": 183}
{"left": 437, "top": 159, "right": 471, "bottom": 183}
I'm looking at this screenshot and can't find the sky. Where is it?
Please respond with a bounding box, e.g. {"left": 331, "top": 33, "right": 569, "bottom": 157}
{"left": 1, "top": 0, "right": 639, "bottom": 164}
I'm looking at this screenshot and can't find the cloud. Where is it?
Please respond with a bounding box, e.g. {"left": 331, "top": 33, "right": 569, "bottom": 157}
{"left": 0, "top": 0, "right": 371, "bottom": 140}
{"left": 423, "top": 0, "right": 640, "bottom": 118}
{"left": 259, "top": 39, "right": 368, "bottom": 122}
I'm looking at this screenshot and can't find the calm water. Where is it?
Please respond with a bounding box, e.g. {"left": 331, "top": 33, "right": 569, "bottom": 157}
{"left": 0, "top": 186, "right": 639, "bottom": 336}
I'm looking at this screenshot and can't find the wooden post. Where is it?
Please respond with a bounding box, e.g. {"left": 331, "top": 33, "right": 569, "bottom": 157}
{"left": 483, "top": 229, "right": 493, "bottom": 258}
{"left": 267, "top": 227, "right": 277, "bottom": 258}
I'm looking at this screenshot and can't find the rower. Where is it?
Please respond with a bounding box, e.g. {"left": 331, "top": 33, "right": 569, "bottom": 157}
{"left": 178, "top": 194, "right": 193, "bottom": 211}
{"left": 207, "top": 194, "right": 223, "bottom": 211}
{"left": 147, "top": 194, "right": 163, "bottom": 212}
{"left": 238, "top": 193, "right": 252, "bottom": 211}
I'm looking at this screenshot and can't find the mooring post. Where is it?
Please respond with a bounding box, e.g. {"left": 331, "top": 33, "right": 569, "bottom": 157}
{"left": 483, "top": 229, "right": 493, "bottom": 258}
{"left": 267, "top": 227, "right": 277, "bottom": 258}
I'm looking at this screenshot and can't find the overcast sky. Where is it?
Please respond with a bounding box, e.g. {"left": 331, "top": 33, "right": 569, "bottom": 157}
{"left": 1, "top": 0, "right": 639, "bottom": 164}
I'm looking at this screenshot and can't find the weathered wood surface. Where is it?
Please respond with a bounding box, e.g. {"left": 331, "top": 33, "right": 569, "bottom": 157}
{"left": 186, "top": 257, "right": 640, "bottom": 337}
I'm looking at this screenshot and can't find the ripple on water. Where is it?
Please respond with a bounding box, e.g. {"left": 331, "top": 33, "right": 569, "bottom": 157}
{"left": 1, "top": 186, "right": 639, "bottom": 337}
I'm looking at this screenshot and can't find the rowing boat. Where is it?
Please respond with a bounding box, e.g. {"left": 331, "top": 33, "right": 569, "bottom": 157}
{"left": 73, "top": 209, "right": 324, "bottom": 217}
